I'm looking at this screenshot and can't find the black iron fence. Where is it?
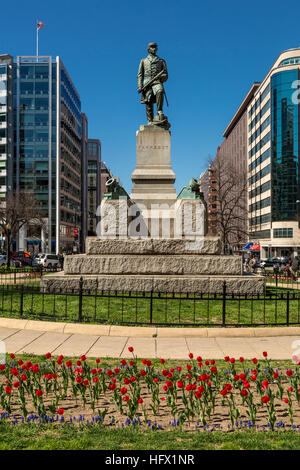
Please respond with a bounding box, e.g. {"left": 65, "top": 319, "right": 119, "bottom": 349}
{"left": 263, "top": 272, "right": 300, "bottom": 290}
{"left": 0, "top": 266, "right": 61, "bottom": 287}
{"left": 0, "top": 278, "right": 299, "bottom": 327}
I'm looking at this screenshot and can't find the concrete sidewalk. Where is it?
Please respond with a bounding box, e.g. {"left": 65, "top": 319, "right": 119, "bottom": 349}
{"left": 0, "top": 318, "right": 299, "bottom": 360}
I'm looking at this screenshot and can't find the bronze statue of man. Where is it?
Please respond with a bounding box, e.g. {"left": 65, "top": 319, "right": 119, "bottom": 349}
{"left": 137, "top": 42, "right": 168, "bottom": 124}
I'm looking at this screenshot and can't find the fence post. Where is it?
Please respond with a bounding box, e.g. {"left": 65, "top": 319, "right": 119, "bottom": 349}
{"left": 276, "top": 272, "right": 278, "bottom": 288}
{"left": 20, "top": 284, "right": 24, "bottom": 318}
{"left": 222, "top": 281, "right": 226, "bottom": 327}
{"left": 149, "top": 290, "right": 153, "bottom": 324}
{"left": 286, "top": 290, "right": 290, "bottom": 326}
{"left": 78, "top": 276, "right": 83, "bottom": 322}
{"left": 14, "top": 270, "right": 16, "bottom": 285}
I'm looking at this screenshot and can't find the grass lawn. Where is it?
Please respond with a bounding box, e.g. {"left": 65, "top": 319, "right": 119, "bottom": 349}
{"left": 0, "top": 284, "right": 299, "bottom": 327}
{"left": 0, "top": 424, "right": 299, "bottom": 450}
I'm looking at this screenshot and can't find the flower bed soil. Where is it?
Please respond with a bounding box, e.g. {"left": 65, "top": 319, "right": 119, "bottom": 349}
{"left": 0, "top": 351, "right": 299, "bottom": 432}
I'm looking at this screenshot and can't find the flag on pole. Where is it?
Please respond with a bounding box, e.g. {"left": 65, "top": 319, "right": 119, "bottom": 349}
{"left": 37, "top": 21, "right": 45, "bottom": 30}
{"left": 36, "top": 21, "right": 45, "bottom": 58}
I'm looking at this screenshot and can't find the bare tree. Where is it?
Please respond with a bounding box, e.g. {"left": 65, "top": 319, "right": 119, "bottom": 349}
{"left": 0, "top": 192, "right": 44, "bottom": 267}
{"left": 208, "top": 157, "right": 248, "bottom": 254}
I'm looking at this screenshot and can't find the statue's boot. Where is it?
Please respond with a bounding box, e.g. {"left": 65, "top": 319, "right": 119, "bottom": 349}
{"left": 156, "top": 92, "right": 164, "bottom": 119}
{"left": 146, "top": 103, "right": 154, "bottom": 123}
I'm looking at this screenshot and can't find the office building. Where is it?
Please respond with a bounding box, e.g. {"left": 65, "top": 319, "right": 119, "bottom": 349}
{"left": 0, "top": 55, "right": 14, "bottom": 196}
{"left": 248, "top": 48, "right": 300, "bottom": 257}
{"left": 12, "top": 55, "right": 82, "bottom": 254}
{"left": 87, "top": 139, "right": 101, "bottom": 236}
{"left": 100, "top": 161, "right": 115, "bottom": 201}
{"left": 81, "top": 113, "right": 88, "bottom": 251}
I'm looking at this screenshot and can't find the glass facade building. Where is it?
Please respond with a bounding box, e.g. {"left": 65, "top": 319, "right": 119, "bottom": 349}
{"left": 0, "top": 55, "right": 14, "bottom": 198}
{"left": 247, "top": 48, "right": 300, "bottom": 257}
{"left": 271, "top": 70, "right": 299, "bottom": 222}
{"left": 14, "top": 56, "right": 82, "bottom": 253}
{"left": 87, "top": 139, "right": 101, "bottom": 236}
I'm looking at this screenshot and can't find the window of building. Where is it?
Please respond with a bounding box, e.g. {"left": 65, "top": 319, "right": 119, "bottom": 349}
{"left": 248, "top": 132, "right": 270, "bottom": 159}
{"left": 279, "top": 57, "right": 300, "bottom": 67}
{"left": 249, "top": 180, "right": 271, "bottom": 199}
{"left": 249, "top": 100, "right": 270, "bottom": 132}
{"left": 249, "top": 230, "right": 271, "bottom": 239}
{"left": 88, "top": 142, "right": 98, "bottom": 157}
{"left": 273, "top": 228, "right": 293, "bottom": 238}
{"left": 249, "top": 213, "right": 271, "bottom": 226}
{"left": 248, "top": 84, "right": 270, "bottom": 118}
{"left": 249, "top": 164, "right": 271, "bottom": 186}
{"left": 249, "top": 148, "right": 270, "bottom": 172}
{"left": 249, "top": 196, "right": 271, "bottom": 212}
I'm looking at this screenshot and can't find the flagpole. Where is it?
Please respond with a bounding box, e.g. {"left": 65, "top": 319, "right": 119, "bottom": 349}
{"left": 36, "top": 20, "right": 38, "bottom": 62}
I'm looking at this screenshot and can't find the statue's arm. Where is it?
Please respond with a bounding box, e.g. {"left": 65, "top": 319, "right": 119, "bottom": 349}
{"left": 160, "top": 59, "right": 168, "bottom": 83}
{"left": 137, "top": 60, "right": 144, "bottom": 92}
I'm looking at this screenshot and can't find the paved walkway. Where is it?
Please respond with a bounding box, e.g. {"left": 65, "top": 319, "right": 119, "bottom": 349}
{"left": 0, "top": 318, "right": 299, "bottom": 360}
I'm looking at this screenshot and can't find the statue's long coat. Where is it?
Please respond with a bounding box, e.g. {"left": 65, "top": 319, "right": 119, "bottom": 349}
{"left": 137, "top": 55, "right": 168, "bottom": 104}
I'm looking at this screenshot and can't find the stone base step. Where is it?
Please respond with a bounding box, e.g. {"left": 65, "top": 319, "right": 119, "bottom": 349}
{"left": 41, "top": 272, "right": 264, "bottom": 295}
{"left": 86, "top": 237, "right": 221, "bottom": 255}
{"left": 64, "top": 254, "right": 242, "bottom": 276}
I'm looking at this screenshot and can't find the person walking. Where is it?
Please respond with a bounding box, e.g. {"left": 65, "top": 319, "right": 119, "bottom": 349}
{"left": 291, "top": 256, "right": 299, "bottom": 281}
{"left": 249, "top": 256, "right": 257, "bottom": 273}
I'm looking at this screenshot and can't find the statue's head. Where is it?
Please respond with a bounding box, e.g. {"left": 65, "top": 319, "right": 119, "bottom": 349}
{"left": 147, "top": 42, "right": 158, "bottom": 55}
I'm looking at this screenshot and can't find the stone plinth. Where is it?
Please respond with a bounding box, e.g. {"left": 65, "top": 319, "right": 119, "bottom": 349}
{"left": 130, "top": 125, "right": 176, "bottom": 206}
{"left": 130, "top": 125, "right": 177, "bottom": 237}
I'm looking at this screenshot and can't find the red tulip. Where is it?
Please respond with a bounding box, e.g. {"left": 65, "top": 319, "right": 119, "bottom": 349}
{"left": 261, "top": 395, "right": 270, "bottom": 404}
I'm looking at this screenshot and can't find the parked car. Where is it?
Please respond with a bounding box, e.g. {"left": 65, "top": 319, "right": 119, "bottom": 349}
{"left": 37, "top": 254, "right": 61, "bottom": 268}
{"left": 258, "top": 257, "right": 283, "bottom": 268}
{"left": 0, "top": 255, "right": 6, "bottom": 267}
{"left": 11, "top": 254, "right": 33, "bottom": 268}
{"left": 32, "top": 254, "right": 43, "bottom": 267}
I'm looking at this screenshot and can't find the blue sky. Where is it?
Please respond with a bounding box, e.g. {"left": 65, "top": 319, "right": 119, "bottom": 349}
{"left": 2, "top": 0, "right": 300, "bottom": 192}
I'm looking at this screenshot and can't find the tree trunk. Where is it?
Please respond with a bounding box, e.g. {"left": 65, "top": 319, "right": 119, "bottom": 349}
{"left": 222, "top": 232, "right": 226, "bottom": 255}
{"left": 6, "top": 233, "right": 11, "bottom": 268}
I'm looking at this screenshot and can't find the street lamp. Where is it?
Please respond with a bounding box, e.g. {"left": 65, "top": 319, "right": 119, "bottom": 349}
{"left": 296, "top": 200, "right": 300, "bottom": 228}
